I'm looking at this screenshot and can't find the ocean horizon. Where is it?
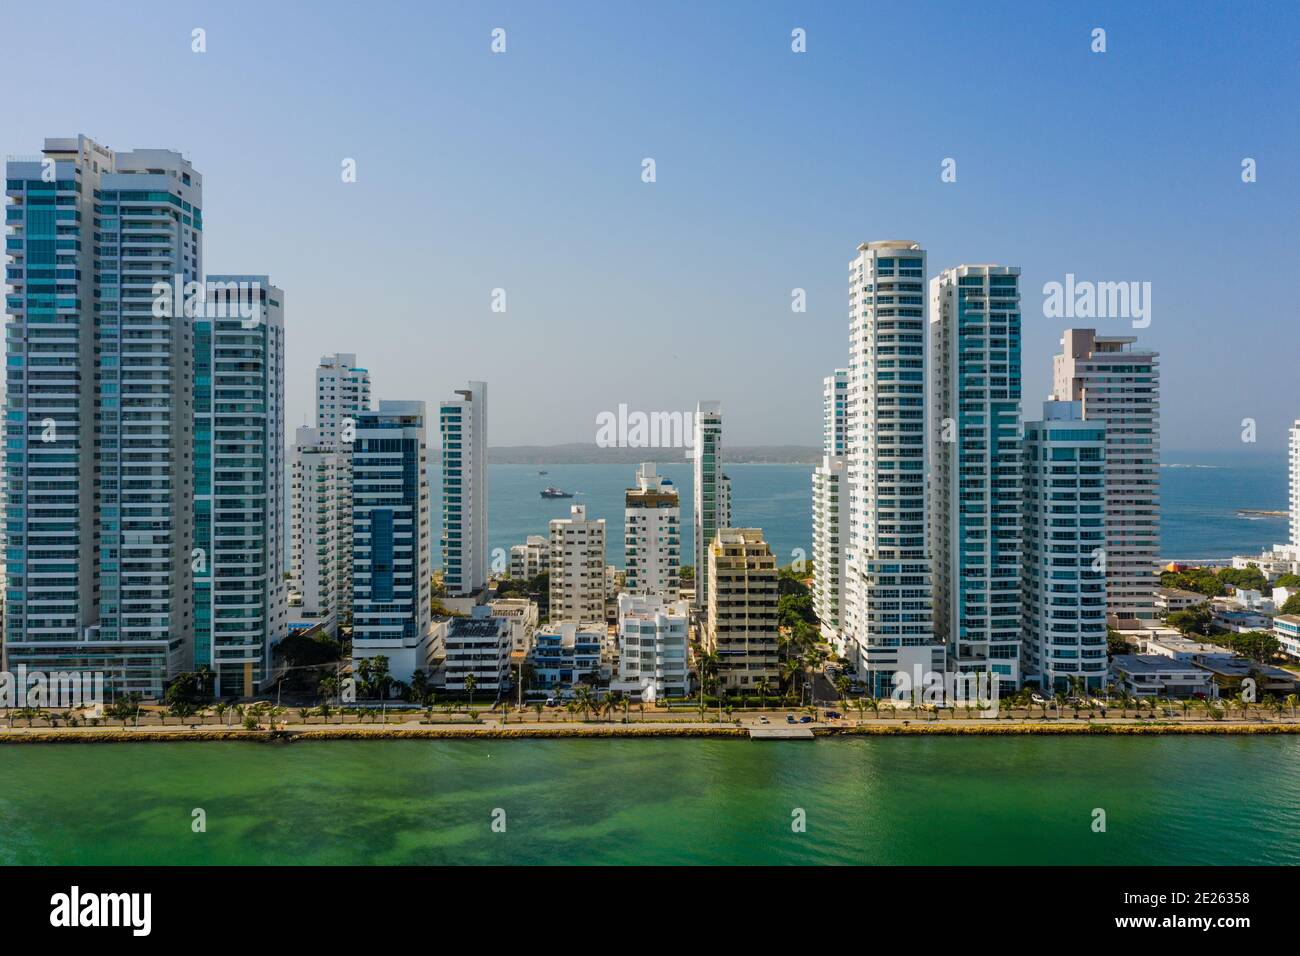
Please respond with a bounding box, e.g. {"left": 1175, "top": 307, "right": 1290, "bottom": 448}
{"left": 414, "top": 448, "right": 1292, "bottom": 573}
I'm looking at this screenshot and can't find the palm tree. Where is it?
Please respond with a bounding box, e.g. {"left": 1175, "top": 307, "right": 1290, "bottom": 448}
{"left": 533, "top": 701, "right": 545, "bottom": 722}
{"left": 781, "top": 657, "right": 802, "bottom": 704}
{"left": 1286, "top": 693, "right": 1298, "bottom": 719}
{"left": 756, "top": 678, "right": 771, "bottom": 711}
{"left": 835, "top": 674, "right": 850, "bottom": 702}
{"left": 463, "top": 673, "right": 478, "bottom": 713}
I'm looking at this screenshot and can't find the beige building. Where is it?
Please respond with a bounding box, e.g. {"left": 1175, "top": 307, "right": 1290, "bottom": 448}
{"left": 549, "top": 504, "right": 606, "bottom": 623}
{"left": 705, "top": 528, "right": 780, "bottom": 691}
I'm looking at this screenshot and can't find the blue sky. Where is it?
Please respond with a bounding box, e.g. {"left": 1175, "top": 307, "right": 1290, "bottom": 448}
{"left": 4, "top": 0, "right": 1297, "bottom": 452}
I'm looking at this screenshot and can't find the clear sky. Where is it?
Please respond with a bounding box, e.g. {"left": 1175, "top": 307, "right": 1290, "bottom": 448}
{"left": 4, "top": 0, "right": 1297, "bottom": 452}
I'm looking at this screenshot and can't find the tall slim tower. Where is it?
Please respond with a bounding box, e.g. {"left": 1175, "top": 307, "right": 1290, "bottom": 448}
{"left": 302, "top": 353, "right": 370, "bottom": 626}
{"left": 1022, "top": 401, "right": 1108, "bottom": 692}
{"left": 5, "top": 136, "right": 202, "bottom": 696}
{"left": 439, "top": 381, "right": 488, "bottom": 597}
{"left": 929, "top": 264, "right": 1023, "bottom": 692}
{"left": 692, "top": 401, "right": 723, "bottom": 612}
{"left": 314, "top": 353, "right": 371, "bottom": 447}
{"left": 624, "top": 462, "right": 681, "bottom": 598}
{"left": 193, "top": 276, "right": 287, "bottom": 696}
{"left": 290, "top": 426, "right": 338, "bottom": 633}
{"left": 844, "top": 241, "right": 942, "bottom": 694}
{"left": 1052, "top": 329, "right": 1160, "bottom": 622}
{"left": 351, "top": 401, "right": 432, "bottom": 647}
{"left": 823, "top": 369, "right": 849, "bottom": 455}
{"left": 812, "top": 368, "right": 851, "bottom": 652}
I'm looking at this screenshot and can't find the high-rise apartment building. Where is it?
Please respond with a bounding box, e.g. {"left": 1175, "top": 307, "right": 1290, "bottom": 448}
{"left": 1022, "top": 401, "right": 1108, "bottom": 692}
{"left": 297, "top": 353, "right": 370, "bottom": 627}
{"left": 813, "top": 367, "right": 851, "bottom": 652}
{"left": 811, "top": 454, "right": 848, "bottom": 652}
{"left": 5, "top": 136, "right": 202, "bottom": 695}
{"left": 192, "top": 276, "right": 287, "bottom": 696}
{"left": 705, "top": 528, "right": 780, "bottom": 691}
{"left": 314, "top": 353, "right": 370, "bottom": 447}
{"left": 509, "top": 535, "right": 550, "bottom": 581}
{"left": 351, "top": 401, "right": 433, "bottom": 666}
{"left": 929, "top": 264, "right": 1023, "bottom": 692}
{"left": 692, "top": 401, "right": 724, "bottom": 612}
{"left": 624, "top": 462, "right": 681, "bottom": 598}
{"left": 843, "top": 241, "right": 942, "bottom": 694}
{"left": 1052, "top": 329, "right": 1160, "bottom": 622}
{"left": 824, "top": 369, "right": 849, "bottom": 455}
{"left": 549, "top": 504, "right": 606, "bottom": 623}
{"left": 439, "top": 381, "right": 488, "bottom": 598}
{"left": 290, "top": 426, "right": 338, "bottom": 633}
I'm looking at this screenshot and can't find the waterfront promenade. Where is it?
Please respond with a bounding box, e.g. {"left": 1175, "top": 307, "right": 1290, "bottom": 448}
{"left": 3, "top": 703, "right": 1299, "bottom": 742}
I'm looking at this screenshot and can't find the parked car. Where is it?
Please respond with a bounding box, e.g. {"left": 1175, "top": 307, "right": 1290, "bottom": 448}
{"left": 785, "top": 714, "right": 796, "bottom": 724}
{"left": 758, "top": 715, "right": 770, "bottom": 724}
{"left": 826, "top": 711, "right": 842, "bottom": 720}
{"left": 799, "top": 715, "right": 813, "bottom": 724}
{"left": 544, "top": 698, "right": 558, "bottom": 707}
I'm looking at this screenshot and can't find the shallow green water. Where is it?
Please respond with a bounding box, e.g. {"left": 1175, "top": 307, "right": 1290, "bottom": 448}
{"left": 0, "top": 737, "right": 1295, "bottom": 865}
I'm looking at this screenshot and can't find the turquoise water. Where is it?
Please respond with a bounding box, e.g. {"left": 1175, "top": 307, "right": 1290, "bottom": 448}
{"left": 1, "top": 737, "right": 1296, "bottom": 865}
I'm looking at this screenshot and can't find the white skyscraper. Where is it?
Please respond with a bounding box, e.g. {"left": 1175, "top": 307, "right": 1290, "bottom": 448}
{"left": 193, "top": 276, "right": 288, "bottom": 697}
{"left": 813, "top": 368, "right": 851, "bottom": 652}
{"left": 351, "top": 401, "right": 433, "bottom": 676}
{"left": 844, "top": 241, "right": 943, "bottom": 694}
{"left": 314, "top": 353, "right": 371, "bottom": 447}
{"left": 1052, "top": 329, "right": 1160, "bottom": 622}
{"left": 929, "top": 264, "right": 1023, "bottom": 692}
{"left": 290, "top": 426, "right": 339, "bottom": 634}
{"left": 5, "top": 136, "right": 203, "bottom": 695}
{"left": 308, "top": 353, "right": 370, "bottom": 625}
{"left": 824, "top": 368, "right": 849, "bottom": 455}
{"left": 549, "top": 504, "right": 606, "bottom": 623}
{"left": 440, "top": 381, "right": 488, "bottom": 598}
{"left": 692, "top": 401, "right": 724, "bottom": 612}
{"left": 624, "top": 463, "right": 681, "bottom": 598}
{"left": 1022, "top": 401, "right": 1108, "bottom": 692}
{"left": 812, "top": 454, "right": 849, "bottom": 653}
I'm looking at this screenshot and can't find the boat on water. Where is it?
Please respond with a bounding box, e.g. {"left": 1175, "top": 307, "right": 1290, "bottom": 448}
{"left": 540, "top": 486, "right": 574, "bottom": 499}
{"left": 538, "top": 470, "right": 548, "bottom": 475}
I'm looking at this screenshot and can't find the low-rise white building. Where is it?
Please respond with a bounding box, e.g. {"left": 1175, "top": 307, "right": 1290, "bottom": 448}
{"left": 1231, "top": 545, "right": 1300, "bottom": 579}
{"left": 1109, "top": 654, "right": 1218, "bottom": 699}
{"left": 612, "top": 593, "right": 690, "bottom": 701}
{"left": 443, "top": 607, "right": 511, "bottom": 697}
{"left": 1154, "top": 586, "right": 1206, "bottom": 618}
{"left": 1273, "top": 614, "right": 1300, "bottom": 660}
{"left": 490, "top": 598, "right": 539, "bottom": 655}
{"left": 530, "top": 623, "right": 604, "bottom": 691}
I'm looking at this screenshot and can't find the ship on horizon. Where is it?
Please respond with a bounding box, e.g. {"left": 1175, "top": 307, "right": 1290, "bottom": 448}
{"left": 540, "top": 486, "right": 574, "bottom": 499}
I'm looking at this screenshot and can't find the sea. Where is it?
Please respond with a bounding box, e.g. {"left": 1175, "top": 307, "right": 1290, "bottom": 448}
{"left": 432, "top": 451, "right": 1290, "bottom": 570}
